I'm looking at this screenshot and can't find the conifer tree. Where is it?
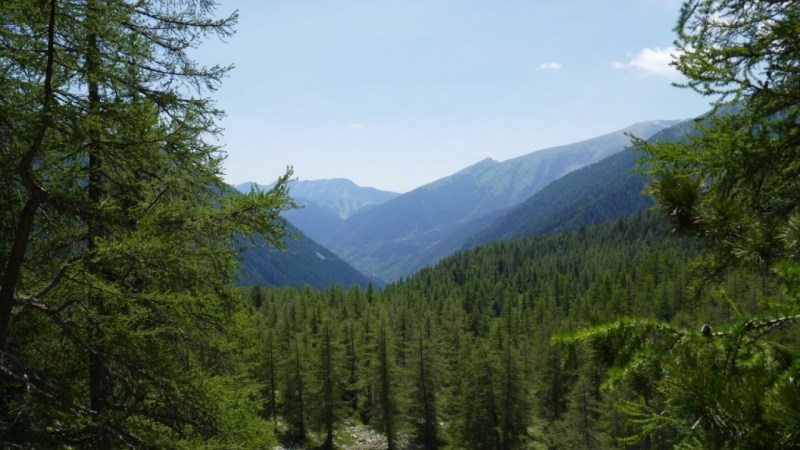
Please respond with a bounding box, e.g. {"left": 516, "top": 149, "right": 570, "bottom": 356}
{"left": 343, "top": 320, "right": 362, "bottom": 412}
{"left": 554, "top": 347, "right": 604, "bottom": 449}
{"left": 283, "top": 333, "right": 308, "bottom": 442}
{"left": 407, "top": 319, "right": 440, "bottom": 449}
{"left": 0, "top": 0, "right": 290, "bottom": 446}
{"left": 459, "top": 344, "right": 500, "bottom": 450}
{"left": 262, "top": 327, "right": 279, "bottom": 423}
{"left": 498, "top": 334, "right": 530, "bottom": 449}
{"left": 622, "top": 0, "right": 800, "bottom": 447}
{"left": 372, "top": 319, "right": 398, "bottom": 450}
{"left": 313, "top": 320, "right": 343, "bottom": 450}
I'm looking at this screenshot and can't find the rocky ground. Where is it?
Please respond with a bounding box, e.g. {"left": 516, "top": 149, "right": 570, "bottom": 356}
{"left": 274, "top": 421, "right": 418, "bottom": 450}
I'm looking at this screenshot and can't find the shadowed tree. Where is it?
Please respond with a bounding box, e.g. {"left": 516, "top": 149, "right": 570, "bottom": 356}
{"left": 0, "top": 1, "right": 291, "bottom": 445}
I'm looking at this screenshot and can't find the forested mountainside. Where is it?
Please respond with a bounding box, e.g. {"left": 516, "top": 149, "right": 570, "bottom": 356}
{"left": 467, "top": 149, "right": 654, "bottom": 246}
{"left": 237, "top": 179, "right": 399, "bottom": 245}
{"left": 466, "top": 117, "right": 703, "bottom": 248}
{"left": 249, "top": 211, "right": 793, "bottom": 448}
{"left": 236, "top": 223, "right": 371, "bottom": 289}
{"left": 234, "top": 120, "right": 677, "bottom": 289}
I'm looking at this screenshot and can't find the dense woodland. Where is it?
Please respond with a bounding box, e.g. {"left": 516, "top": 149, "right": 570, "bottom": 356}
{"left": 2, "top": 0, "right": 800, "bottom": 449}
{"left": 248, "top": 211, "right": 793, "bottom": 449}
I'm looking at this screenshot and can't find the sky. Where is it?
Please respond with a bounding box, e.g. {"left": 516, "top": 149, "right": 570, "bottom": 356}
{"left": 195, "top": 0, "right": 713, "bottom": 193}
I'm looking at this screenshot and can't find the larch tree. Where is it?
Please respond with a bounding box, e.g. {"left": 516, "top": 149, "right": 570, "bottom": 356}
{"left": 569, "top": 1, "right": 800, "bottom": 448}
{"left": 313, "top": 319, "right": 345, "bottom": 450}
{"left": 459, "top": 343, "right": 500, "bottom": 450}
{"left": 0, "top": 0, "right": 290, "bottom": 447}
{"left": 406, "top": 318, "right": 440, "bottom": 449}
{"left": 373, "top": 318, "right": 399, "bottom": 450}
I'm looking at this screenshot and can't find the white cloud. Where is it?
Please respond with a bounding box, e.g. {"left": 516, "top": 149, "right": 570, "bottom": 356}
{"left": 539, "top": 62, "right": 562, "bottom": 70}
{"left": 611, "top": 47, "right": 680, "bottom": 78}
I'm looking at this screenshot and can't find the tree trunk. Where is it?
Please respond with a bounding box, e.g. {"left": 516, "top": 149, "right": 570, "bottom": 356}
{"left": 0, "top": 0, "right": 58, "bottom": 353}
{"left": 85, "top": 4, "right": 111, "bottom": 446}
{"left": 294, "top": 337, "right": 306, "bottom": 441}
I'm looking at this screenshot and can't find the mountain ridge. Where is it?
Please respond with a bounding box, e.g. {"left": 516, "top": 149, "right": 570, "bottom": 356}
{"left": 320, "top": 119, "right": 681, "bottom": 282}
{"left": 465, "top": 117, "right": 699, "bottom": 246}
{"left": 237, "top": 178, "right": 399, "bottom": 220}
{"left": 234, "top": 119, "right": 687, "bottom": 285}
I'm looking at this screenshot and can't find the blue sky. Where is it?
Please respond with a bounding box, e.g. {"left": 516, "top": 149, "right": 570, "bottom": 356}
{"left": 197, "top": 0, "right": 712, "bottom": 193}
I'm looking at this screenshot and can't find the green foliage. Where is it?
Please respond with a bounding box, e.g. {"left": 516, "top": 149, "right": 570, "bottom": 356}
{"left": 241, "top": 5, "right": 800, "bottom": 438}
{"left": 406, "top": 320, "right": 442, "bottom": 449}
{"left": 578, "top": 2, "right": 800, "bottom": 447}
{"left": 639, "top": 0, "right": 800, "bottom": 272}
{"left": 0, "top": 0, "right": 290, "bottom": 446}
{"left": 461, "top": 344, "right": 501, "bottom": 450}
{"left": 5, "top": 1, "right": 797, "bottom": 449}
{"left": 250, "top": 211, "right": 725, "bottom": 448}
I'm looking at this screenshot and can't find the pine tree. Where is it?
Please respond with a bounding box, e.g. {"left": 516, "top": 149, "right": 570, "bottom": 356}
{"left": 554, "top": 347, "right": 604, "bottom": 449}
{"left": 262, "top": 327, "right": 279, "bottom": 423}
{"left": 343, "top": 320, "right": 361, "bottom": 412}
{"left": 283, "top": 333, "right": 308, "bottom": 442}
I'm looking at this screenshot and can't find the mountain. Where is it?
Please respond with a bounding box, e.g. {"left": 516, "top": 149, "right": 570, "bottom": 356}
{"left": 466, "top": 149, "right": 654, "bottom": 246}
{"left": 236, "top": 222, "right": 371, "bottom": 289}
{"left": 466, "top": 118, "right": 699, "bottom": 245}
{"left": 322, "top": 120, "right": 680, "bottom": 282}
{"left": 289, "top": 178, "right": 399, "bottom": 218}
{"left": 237, "top": 178, "right": 399, "bottom": 245}
{"left": 237, "top": 178, "right": 399, "bottom": 220}
{"left": 230, "top": 117, "right": 694, "bottom": 289}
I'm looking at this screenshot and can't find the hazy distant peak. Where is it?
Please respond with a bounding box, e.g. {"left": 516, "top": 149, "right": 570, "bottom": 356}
{"left": 459, "top": 157, "right": 500, "bottom": 175}
{"left": 234, "top": 178, "right": 399, "bottom": 220}
{"left": 651, "top": 120, "right": 674, "bottom": 127}
{"left": 293, "top": 178, "right": 357, "bottom": 190}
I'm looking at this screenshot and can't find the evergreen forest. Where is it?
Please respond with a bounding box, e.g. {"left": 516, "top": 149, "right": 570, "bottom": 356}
{"left": 2, "top": 0, "right": 800, "bottom": 448}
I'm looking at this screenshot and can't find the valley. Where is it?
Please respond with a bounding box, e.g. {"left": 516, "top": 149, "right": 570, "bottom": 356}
{"left": 3, "top": 1, "right": 798, "bottom": 448}
{"left": 237, "top": 119, "right": 682, "bottom": 285}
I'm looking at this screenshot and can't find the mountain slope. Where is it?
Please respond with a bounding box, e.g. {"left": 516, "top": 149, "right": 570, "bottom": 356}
{"left": 323, "top": 120, "right": 680, "bottom": 282}
{"left": 237, "top": 178, "right": 399, "bottom": 220}
{"left": 467, "top": 118, "right": 699, "bottom": 245}
{"left": 237, "top": 178, "right": 399, "bottom": 245}
{"left": 236, "top": 223, "right": 371, "bottom": 289}
{"left": 287, "top": 178, "right": 399, "bottom": 219}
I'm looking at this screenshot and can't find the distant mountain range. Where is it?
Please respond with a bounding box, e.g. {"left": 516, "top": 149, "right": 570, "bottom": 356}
{"left": 235, "top": 117, "right": 698, "bottom": 287}
{"left": 237, "top": 178, "right": 398, "bottom": 220}
{"left": 236, "top": 178, "right": 399, "bottom": 246}
{"left": 312, "top": 120, "right": 679, "bottom": 282}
